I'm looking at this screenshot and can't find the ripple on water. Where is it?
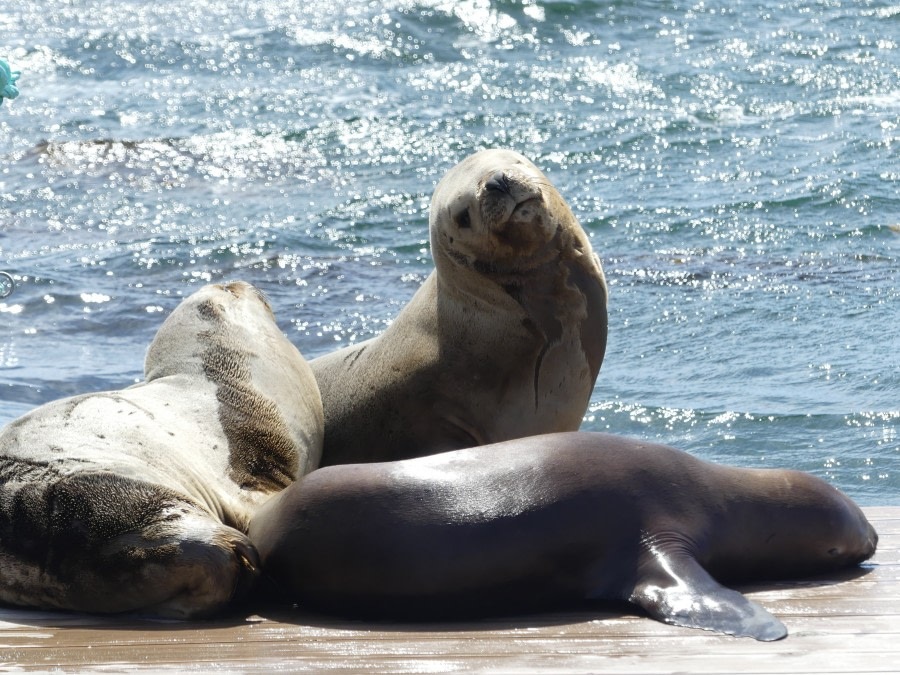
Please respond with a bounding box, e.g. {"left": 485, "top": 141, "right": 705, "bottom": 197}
{"left": 583, "top": 402, "right": 898, "bottom": 505}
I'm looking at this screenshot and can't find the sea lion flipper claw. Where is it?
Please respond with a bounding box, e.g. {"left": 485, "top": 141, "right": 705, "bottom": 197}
{"left": 629, "top": 552, "right": 788, "bottom": 641}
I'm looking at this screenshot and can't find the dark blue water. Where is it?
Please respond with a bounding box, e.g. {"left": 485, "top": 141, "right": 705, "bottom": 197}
{"left": 1, "top": 1, "right": 898, "bottom": 503}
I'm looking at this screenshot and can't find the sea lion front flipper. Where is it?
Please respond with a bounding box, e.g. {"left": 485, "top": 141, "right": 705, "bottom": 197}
{"left": 628, "top": 550, "right": 788, "bottom": 641}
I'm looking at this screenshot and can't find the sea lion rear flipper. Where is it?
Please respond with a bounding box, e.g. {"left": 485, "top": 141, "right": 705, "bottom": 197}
{"left": 628, "top": 551, "right": 788, "bottom": 641}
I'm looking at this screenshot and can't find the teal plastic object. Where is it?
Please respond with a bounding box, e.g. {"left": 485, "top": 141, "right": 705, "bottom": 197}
{"left": 0, "top": 59, "right": 20, "bottom": 105}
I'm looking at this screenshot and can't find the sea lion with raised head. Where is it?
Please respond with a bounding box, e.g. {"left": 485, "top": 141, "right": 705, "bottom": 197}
{"left": 311, "top": 149, "right": 608, "bottom": 464}
{"left": 249, "top": 432, "right": 877, "bottom": 640}
{"left": 0, "top": 282, "right": 323, "bottom": 618}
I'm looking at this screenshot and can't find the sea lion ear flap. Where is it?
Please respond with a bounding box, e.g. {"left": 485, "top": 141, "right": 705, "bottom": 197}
{"left": 627, "top": 551, "right": 788, "bottom": 641}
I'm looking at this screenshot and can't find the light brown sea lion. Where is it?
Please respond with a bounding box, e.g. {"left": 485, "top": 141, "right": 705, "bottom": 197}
{"left": 311, "top": 149, "right": 608, "bottom": 465}
{"left": 0, "top": 281, "right": 323, "bottom": 618}
{"left": 249, "top": 432, "right": 877, "bottom": 640}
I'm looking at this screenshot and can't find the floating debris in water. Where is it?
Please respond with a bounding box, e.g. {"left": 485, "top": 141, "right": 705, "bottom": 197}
{"left": 0, "top": 272, "right": 14, "bottom": 298}
{"left": 0, "top": 59, "right": 20, "bottom": 106}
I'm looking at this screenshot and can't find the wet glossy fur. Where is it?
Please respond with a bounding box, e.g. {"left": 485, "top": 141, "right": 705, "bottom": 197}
{"left": 249, "top": 432, "right": 877, "bottom": 640}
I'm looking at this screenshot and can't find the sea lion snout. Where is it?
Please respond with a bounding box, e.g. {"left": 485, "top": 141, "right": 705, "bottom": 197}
{"left": 833, "top": 492, "right": 878, "bottom": 564}
{"left": 475, "top": 167, "right": 553, "bottom": 256}
{"left": 868, "top": 523, "right": 879, "bottom": 552}
{"left": 835, "top": 521, "right": 877, "bottom": 567}
{"left": 857, "top": 521, "right": 878, "bottom": 562}
{"left": 484, "top": 170, "right": 512, "bottom": 196}
{"left": 229, "top": 537, "right": 263, "bottom": 605}
{"left": 477, "top": 166, "right": 543, "bottom": 217}
{"left": 803, "top": 497, "right": 877, "bottom": 572}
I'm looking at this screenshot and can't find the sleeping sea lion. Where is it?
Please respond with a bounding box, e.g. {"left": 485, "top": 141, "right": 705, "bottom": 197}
{"left": 249, "top": 432, "right": 877, "bottom": 640}
{"left": 0, "top": 281, "right": 323, "bottom": 618}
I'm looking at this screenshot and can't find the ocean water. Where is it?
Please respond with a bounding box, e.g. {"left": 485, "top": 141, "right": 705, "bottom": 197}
{"left": 0, "top": 0, "right": 897, "bottom": 504}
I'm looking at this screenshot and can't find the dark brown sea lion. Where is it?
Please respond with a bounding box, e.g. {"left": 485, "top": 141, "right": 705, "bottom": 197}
{"left": 248, "top": 432, "right": 877, "bottom": 640}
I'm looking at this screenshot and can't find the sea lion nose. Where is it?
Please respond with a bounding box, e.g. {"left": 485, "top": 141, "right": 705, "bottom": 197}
{"left": 231, "top": 538, "right": 262, "bottom": 604}
{"left": 485, "top": 171, "right": 511, "bottom": 195}
{"left": 852, "top": 522, "right": 879, "bottom": 564}
{"left": 867, "top": 524, "right": 879, "bottom": 555}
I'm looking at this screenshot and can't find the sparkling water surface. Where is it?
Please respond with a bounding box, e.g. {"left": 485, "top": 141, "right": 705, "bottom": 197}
{"left": 1, "top": 0, "right": 898, "bottom": 504}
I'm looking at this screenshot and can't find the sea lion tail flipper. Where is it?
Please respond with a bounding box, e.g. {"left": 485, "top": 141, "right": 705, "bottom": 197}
{"left": 628, "top": 553, "right": 788, "bottom": 641}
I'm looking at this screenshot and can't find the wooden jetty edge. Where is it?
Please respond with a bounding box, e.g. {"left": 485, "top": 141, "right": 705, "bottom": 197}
{"left": 1, "top": 506, "right": 897, "bottom": 673}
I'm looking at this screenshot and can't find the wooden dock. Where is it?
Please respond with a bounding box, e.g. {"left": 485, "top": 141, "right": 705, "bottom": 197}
{"left": 1, "top": 507, "right": 896, "bottom": 673}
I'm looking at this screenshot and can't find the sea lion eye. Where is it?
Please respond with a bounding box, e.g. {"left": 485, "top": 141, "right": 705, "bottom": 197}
{"left": 455, "top": 209, "right": 471, "bottom": 229}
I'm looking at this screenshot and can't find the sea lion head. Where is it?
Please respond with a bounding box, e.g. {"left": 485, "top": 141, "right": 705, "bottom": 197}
{"left": 429, "top": 149, "right": 580, "bottom": 274}
{"left": 144, "top": 281, "right": 278, "bottom": 381}
{"left": 773, "top": 472, "right": 879, "bottom": 572}
{"left": 714, "top": 470, "right": 878, "bottom": 581}
{"left": 426, "top": 150, "right": 608, "bottom": 401}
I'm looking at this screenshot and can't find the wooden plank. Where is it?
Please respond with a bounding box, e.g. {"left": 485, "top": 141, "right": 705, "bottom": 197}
{"left": 0, "top": 507, "right": 897, "bottom": 673}
{"left": 5, "top": 629, "right": 900, "bottom": 674}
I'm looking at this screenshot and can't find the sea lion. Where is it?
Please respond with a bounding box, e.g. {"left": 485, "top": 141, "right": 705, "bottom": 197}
{"left": 311, "top": 149, "right": 608, "bottom": 465}
{"left": 0, "top": 281, "right": 323, "bottom": 618}
{"left": 249, "top": 432, "right": 877, "bottom": 640}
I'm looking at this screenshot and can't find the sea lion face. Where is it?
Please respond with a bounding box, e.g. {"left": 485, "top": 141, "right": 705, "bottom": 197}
{"left": 714, "top": 472, "right": 878, "bottom": 581}
{"left": 430, "top": 149, "right": 571, "bottom": 271}
{"left": 773, "top": 478, "right": 878, "bottom": 573}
